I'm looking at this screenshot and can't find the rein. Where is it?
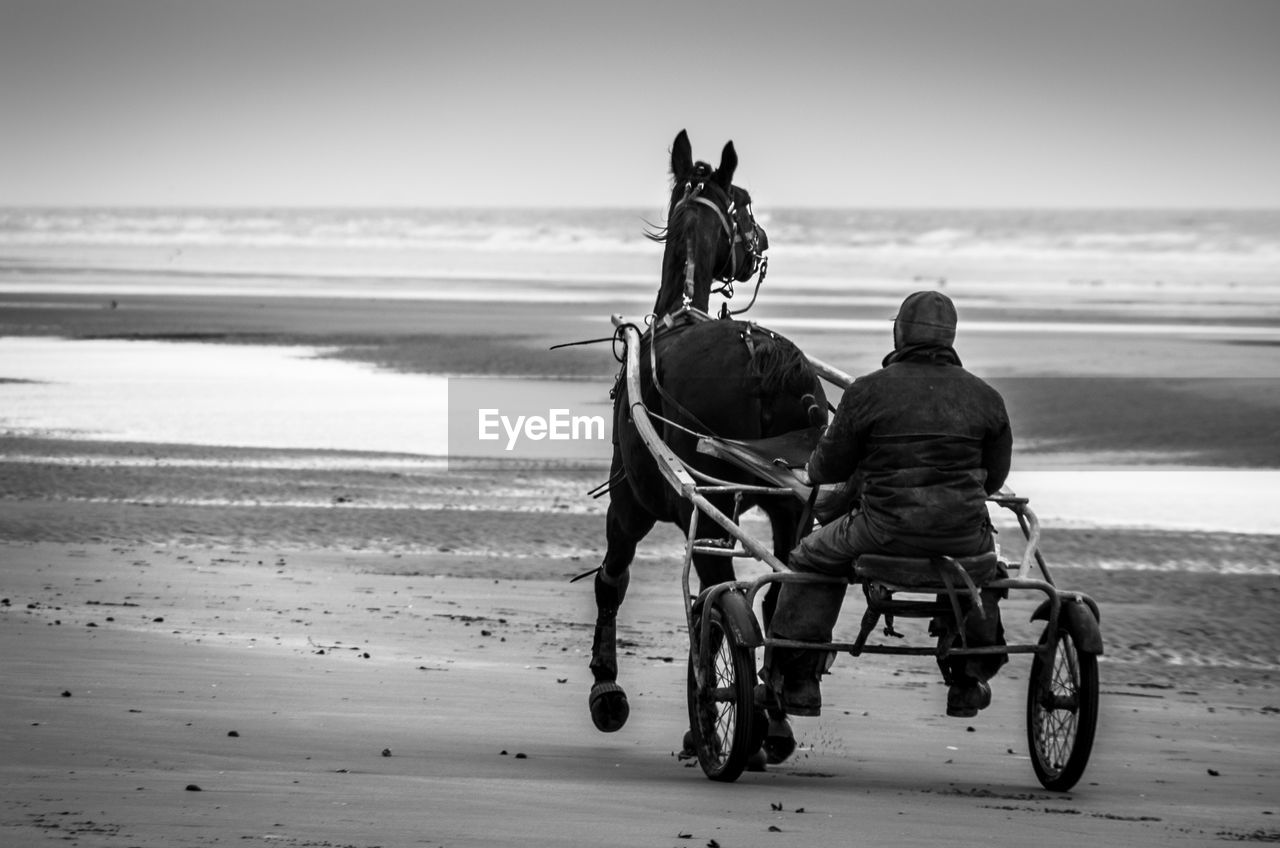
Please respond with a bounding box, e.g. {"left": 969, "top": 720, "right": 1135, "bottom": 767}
{"left": 717, "top": 255, "right": 767, "bottom": 318}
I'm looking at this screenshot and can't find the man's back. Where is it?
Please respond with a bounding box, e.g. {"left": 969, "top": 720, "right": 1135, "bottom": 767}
{"left": 824, "top": 357, "right": 1011, "bottom": 544}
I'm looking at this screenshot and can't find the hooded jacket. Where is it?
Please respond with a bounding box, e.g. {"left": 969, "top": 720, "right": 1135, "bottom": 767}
{"left": 807, "top": 293, "right": 1012, "bottom": 545}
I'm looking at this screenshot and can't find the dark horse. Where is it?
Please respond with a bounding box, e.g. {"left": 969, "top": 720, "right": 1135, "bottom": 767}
{"left": 588, "top": 131, "right": 828, "bottom": 756}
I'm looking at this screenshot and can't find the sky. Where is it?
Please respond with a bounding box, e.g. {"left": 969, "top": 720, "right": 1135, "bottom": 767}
{"left": 1, "top": 0, "right": 1278, "bottom": 208}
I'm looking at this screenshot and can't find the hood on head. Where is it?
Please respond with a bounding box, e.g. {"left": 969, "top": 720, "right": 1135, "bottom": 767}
{"left": 893, "top": 290, "right": 957, "bottom": 349}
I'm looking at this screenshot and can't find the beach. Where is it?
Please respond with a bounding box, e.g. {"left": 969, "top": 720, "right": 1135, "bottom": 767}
{"left": 2, "top": 208, "right": 1280, "bottom": 846}
{"left": 2, "top": 537, "right": 1278, "bottom": 848}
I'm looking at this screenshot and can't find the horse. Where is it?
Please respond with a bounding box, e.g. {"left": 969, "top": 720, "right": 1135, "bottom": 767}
{"left": 587, "top": 130, "right": 829, "bottom": 761}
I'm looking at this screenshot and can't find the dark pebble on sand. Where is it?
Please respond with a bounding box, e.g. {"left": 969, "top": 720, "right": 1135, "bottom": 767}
{"left": 185, "top": 784, "right": 202, "bottom": 792}
{"left": 227, "top": 730, "right": 239, "bottom": 737}
{"left": 61, "top": 690, "right": 72, "bottom": 698}
{"left": 514, "top": 752, "right": 527, "bottom": 759}
{"left": 381, "top": 748, "right": 392, "bottom": 757}
{"left": 1208, "top": 768, "right": 1220, "bottom": 776}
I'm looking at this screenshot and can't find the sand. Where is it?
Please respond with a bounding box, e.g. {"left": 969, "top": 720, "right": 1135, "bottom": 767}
{"left": 2, "top": 537, "right": 1278, "bottom": 848}
{"left": 3, "top": 290, "right": 1280, "bottom": 846}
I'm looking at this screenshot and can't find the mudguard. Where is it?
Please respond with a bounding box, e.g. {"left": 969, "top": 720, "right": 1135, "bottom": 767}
{"left": 696, "top": 588, "right": 765, "bottom": 649}
{"left": 1031, "top": 594, "right": 1104, "bottom": 655}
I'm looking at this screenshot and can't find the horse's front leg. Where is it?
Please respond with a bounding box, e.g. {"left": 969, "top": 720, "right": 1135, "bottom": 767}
{"left": 589, "top": 483, "right": 654, "bottom": 733}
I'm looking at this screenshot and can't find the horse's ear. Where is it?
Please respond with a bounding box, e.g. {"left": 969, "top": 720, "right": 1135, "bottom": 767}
{"left": 671, "top": 130, "right": 693, "bottom": 179}
{"left": 715, "top": 141, "right": 738, "bottom": 188}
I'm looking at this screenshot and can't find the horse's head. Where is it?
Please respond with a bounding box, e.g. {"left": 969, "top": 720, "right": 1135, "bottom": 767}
{"left": 652, "top": 130, "right": 768, "bottom": 317}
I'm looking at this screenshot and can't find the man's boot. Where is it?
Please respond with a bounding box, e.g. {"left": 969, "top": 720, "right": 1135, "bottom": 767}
{"left": 762, "top": 580, "right": 845, "bottom": 717}
{"left": 934, "top": 586, "right": 1004, "bottom": 718}
{"left": 761, "top": 647, "right": 829, "bottom": 717}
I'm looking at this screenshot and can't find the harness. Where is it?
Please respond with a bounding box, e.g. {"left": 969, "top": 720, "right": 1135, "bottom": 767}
{"left": 630, "top": 314, "right": 783, "bottom": 443}
{"left": 671, "top": 177, "right": 768, "bottom": 311}
{"left": 587, "top": 174, "right": 774, "bottom": 470}
{"left": 648, "top": 316, "right": 717, "bottom": 437}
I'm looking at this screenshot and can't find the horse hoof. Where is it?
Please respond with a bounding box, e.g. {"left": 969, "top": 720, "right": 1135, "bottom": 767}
{"left": 763, "top": 717, "right": 797, "bottom": 765}
{"left": 589, "top": 682, "right": 630, "bottom": 732}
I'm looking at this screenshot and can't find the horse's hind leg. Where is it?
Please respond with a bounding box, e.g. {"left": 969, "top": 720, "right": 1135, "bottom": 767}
{"left": 588, "top": 483, "right": 656, "bottom": 733}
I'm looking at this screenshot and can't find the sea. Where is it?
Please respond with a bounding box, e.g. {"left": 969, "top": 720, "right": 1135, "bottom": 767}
{"left": 2, "top": 207, "right": 1279, "bottom": 534}
{"left": 3, "top": 206, "right": 1279, "bottom": 297}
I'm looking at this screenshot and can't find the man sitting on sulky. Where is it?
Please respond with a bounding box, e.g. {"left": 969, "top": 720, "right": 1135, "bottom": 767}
{"left": 764, "top": 290, "right": 1013, "bottom": 719}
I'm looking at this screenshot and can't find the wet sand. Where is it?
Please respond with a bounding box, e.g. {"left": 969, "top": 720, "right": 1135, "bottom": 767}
{"left": 3, "top": 289, "right": 1280, "bottom": 845}
{"left": 3, "top": 442, "right": 1279, "bottom": 846}
{"left": 3, "top": 537, "right": 1278, "bottom": 848}
{"left": 5, "top": 289, "right": 1280, "bottom": 464}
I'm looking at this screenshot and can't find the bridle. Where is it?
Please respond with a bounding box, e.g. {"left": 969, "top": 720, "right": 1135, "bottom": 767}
{"left": 672, "top": 176, "right": 768, "bottom": 311}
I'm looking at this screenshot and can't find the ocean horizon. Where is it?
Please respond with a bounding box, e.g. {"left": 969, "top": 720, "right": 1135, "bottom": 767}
{"left": 3, "top": 206, "right": 1277, "bottom": 312}
{"left": 5, "top": 206, "right": 1279, "bottom": 259}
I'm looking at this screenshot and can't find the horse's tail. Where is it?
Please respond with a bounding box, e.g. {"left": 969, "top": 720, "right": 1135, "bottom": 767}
{"left": 748, "top": 332, "right": 825, "bottom": 425}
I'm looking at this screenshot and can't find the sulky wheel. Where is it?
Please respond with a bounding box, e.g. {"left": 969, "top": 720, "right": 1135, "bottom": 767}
{"left": 1026, "top": 614, "right": 1100, "bottom": 791}
{"left": 686, "top": 604, "right": 757, "bottom": 782}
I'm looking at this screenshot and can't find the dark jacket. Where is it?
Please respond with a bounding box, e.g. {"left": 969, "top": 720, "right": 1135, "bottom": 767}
{"left": 808, "top": 347, "right": 1011, "bottom": 544}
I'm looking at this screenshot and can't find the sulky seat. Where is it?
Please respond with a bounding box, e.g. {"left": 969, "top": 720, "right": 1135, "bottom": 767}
{"left": 855, "top": 551, "right": 1002, "bottom": 590}
{"left": 848, "top": 551, "right": 1005, "bottom": 654}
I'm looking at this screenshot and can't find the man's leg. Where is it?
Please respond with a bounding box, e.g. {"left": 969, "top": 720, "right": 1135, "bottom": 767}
{"left": 929, "top": 535, "right": 1007, "bottom": 717}
{"left": 769, "top": 512, "right": 858, "bottom": 638}
{"left": 763, "top": 513, "right": 874, "bottom": 716}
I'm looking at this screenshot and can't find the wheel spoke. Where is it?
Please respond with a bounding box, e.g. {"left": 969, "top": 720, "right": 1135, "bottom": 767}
{"left": 698, "top": 628, "right": 736, "bottom": 767}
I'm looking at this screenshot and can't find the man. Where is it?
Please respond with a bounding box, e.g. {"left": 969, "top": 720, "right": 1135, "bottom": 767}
{"left": 764, "top": 290, "right": 1013, "bottom": 718}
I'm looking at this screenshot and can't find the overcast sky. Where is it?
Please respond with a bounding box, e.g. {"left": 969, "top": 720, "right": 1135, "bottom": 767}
{"left": 2, "top": 0, "right": 1278, "bottom": 208}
